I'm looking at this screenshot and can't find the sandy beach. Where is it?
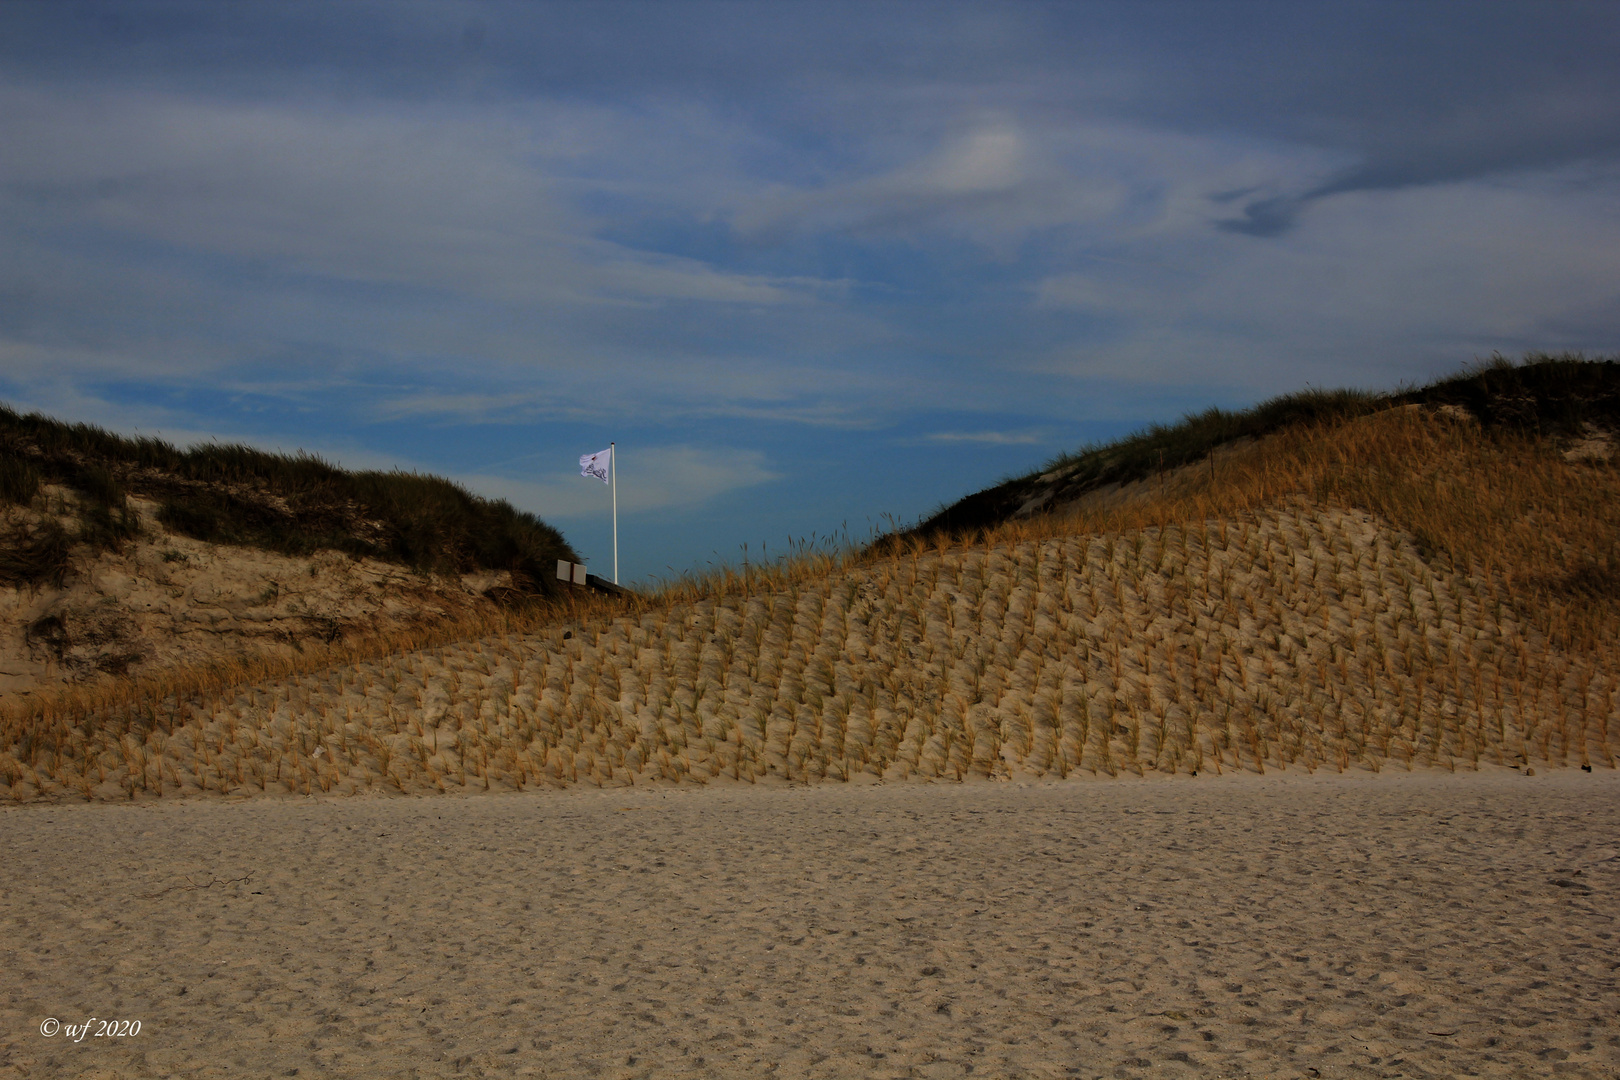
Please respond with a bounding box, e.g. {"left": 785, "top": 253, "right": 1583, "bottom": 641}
{"left": 2, "top": 769, "right": 1616, "bottom": 1079}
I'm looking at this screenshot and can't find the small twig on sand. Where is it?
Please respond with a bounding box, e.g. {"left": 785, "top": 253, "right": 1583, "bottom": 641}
{"left": 137, "top": 872, "right": 254, "bottom": 900}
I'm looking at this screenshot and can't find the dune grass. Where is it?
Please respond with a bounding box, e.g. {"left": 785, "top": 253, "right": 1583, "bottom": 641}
{"left": 0, "top": 404, "right": 577, "bottom": 590}
{"left": 903, "top": 352, "right": 1618, "bottom": 542}
{"left": 0, "top": 450, "right": 42, "bottom": 506}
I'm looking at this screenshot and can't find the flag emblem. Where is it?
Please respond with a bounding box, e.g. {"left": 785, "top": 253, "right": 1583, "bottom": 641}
{"left": 579, "top": 447, "right": 612, "bottom": 483}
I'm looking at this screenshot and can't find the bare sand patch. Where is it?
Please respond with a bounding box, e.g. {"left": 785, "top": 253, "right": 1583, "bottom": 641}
{"left": 3, "top": 770, "right": 1615, "bottom": 1079}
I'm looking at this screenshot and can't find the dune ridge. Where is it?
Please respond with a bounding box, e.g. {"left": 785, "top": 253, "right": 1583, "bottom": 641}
{"left": 3, "top": 400, "right": 1617, "bottom": 802}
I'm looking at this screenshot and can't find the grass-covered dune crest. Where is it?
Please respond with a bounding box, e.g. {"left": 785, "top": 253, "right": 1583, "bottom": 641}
{"left": 898, "top": 352, "right": 1619, "bottom": 545}
{"left": 0, "top": 404, "right": 578, "bottom": 589}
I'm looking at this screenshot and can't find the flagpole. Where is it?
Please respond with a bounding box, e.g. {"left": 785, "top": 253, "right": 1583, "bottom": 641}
{"left": 610, "top": 442, "right": 618, "bottom": 584}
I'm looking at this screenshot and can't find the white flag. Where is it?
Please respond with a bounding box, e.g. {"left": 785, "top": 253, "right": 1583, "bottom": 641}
{"left": 579, "top": 446, "right": 612, "bottom": 484}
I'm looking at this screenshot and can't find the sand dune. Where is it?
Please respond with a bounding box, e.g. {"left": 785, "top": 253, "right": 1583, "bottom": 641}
{"left": 3, "top": 770, "right": 1615, "bottom": 1078}
{"left": 5, "top": 503, "right": 1612, "bottom": 804}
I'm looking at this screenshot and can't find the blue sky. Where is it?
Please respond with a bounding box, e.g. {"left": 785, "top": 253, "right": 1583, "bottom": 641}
{"left": 2, "top": 2, "right": 1618, "bottom": 584}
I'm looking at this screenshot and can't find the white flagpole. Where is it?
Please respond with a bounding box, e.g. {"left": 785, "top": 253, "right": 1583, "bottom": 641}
{"left": 610, "top": 442, "right": 618, "bottom": 584}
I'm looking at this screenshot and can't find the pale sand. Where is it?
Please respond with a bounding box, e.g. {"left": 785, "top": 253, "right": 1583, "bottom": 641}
{"left": 3, "top": 771, "right": 1616, "bottom": 1079}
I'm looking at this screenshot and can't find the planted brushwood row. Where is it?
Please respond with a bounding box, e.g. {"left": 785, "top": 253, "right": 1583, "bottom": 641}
{"left": 2, "top": 503, "right": 1613, "bottom": 801}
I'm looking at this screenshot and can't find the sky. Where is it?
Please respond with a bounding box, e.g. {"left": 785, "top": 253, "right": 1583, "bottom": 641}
{"left": 2, "top": 1, "right": 1618, "bottom": 585}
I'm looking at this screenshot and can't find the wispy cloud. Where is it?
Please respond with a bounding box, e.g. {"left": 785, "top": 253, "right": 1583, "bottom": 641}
{"left": 1025, "top": 165, "right": 1620, "bottom": 393}
{"left": 915, "top": 429, "right": 1046, "bottom": 446}
{"left": 460, "top": 444, "right": 781, "bottom": 521}
{"left": 0, "top": 86, "right": 843, "bottom": 309}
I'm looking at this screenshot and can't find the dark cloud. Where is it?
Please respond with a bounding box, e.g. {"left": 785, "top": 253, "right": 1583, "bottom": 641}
{"left": 9, "top": 2, "right": 1618, "bottom": 241}
{"left": 1215, "top": 196, "right": 1301, "bottom": 239}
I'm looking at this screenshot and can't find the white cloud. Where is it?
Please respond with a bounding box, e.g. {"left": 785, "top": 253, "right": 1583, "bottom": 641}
{"left": 734, "top": 118, "right": 1348, "bottom": 248}
{"left": 459, "top": 444, "right": 781, "bottom": 520}
{"left": 368, "top": 359, "right": 899, "bottom": 427}
{"left": 0, "top": 81, "right": 906, "bottom": 430}
{"left": 1031, "top": 272, "right": 1164, "bottom": 317}
{"left": 1025, "top": 165, "right": 1620, "bottom": 393}
{"left": 0, "top": 85, "right": 836, "bottom": 313}
{"left": 916, "top": 429, "right": 1045, "bottom": 445}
